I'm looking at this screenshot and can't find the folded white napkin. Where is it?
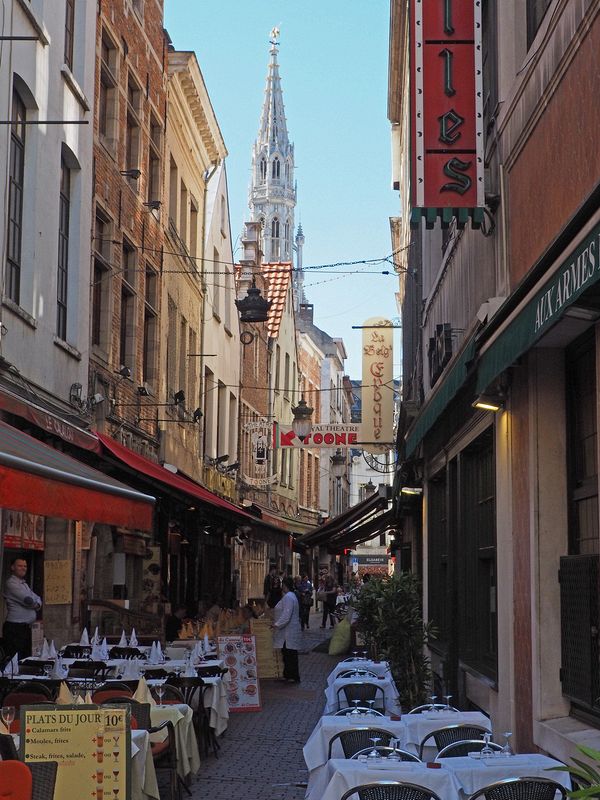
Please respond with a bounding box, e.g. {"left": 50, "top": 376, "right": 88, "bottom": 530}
{"left": 57, "top": 681, "right": 74, "bottom": 705}
{"left": 183, "top": 660, "right": 197, "bottom": 678}
{"left": 40, "top": 639, "right": 49, "bottom": 659}
{"left": 129, "top": 628, "right": 138, "bottom": 647}
{"left": 80, "top": 628, "right": 90, "bottom": 646}
{"left": 203, "top": 633, "right": 210, "bottom": 653}
{"left": 52, "top": 657, "right": 67, "bottom": 679}
{"left": 92, "top": 627, "right": 100, "bottom": 645}
{"left": 49, "top": 641, "right": 57, "bottom": 658}
{"left": 148, "top": 642, "right": 158, "bottom": 665}
{"left": 91, "top": 643, "right": 102, "bottom": 661}
{"left": 156, "top": 641, "right": 163, "bottom": 661}
{"left": 3, "top": 654, "right": 19, "bottom": 677}
{"left": 118, "top": 630, "right": 127, "bottom": 647}
{"left": 133, "top": 677, "right": 156, "bottom": 706}
{"left": 101, "top": 638, "right": 109, "bottom": 659}
{"left": 122, "top": 658, "right": 141, "bottom": 679}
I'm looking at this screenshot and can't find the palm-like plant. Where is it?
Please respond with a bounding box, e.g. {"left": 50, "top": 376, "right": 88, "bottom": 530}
{"left": 549, "top": 744, "right": 600, "bottom": 798}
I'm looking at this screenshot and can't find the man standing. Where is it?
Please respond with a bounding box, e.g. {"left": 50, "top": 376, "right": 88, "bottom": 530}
{"left": 3, "top": 557, "right": 42, "bottom": 659}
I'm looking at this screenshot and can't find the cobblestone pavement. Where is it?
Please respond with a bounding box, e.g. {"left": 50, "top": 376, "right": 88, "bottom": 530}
{"left": 182, "top": 611, "right": 338, "bottom": 800}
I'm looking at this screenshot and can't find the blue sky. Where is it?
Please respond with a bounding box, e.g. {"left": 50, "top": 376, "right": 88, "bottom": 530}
{"left": 164, "top": 1, "right": 400, "bottom": 378}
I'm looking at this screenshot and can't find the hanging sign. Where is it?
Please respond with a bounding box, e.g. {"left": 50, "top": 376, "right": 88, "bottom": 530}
{"left": 242, "top": 420, "right": 277, "bottom": 487}
{"left": 21, "top": 705, "right": 131, "bottom": 800}
{"left": 274, "top": 422, "right": 360, "bottom": 448}
{"left": 360, "top": 318, "right": 394, "bottom": 454}
{"left": 218, "top": 635, "right": 261, "bottom": 712}
{"left": 410, "top": 0, "right": 484, "bottom": 222}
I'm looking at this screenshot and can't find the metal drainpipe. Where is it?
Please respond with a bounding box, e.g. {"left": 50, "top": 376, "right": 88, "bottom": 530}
{"left": 199, "top": 161, "right": 219, "bottom": 467}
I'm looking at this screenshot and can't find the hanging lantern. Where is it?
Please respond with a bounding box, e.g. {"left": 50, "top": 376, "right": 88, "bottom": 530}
{"left": 291, "top": 397, "right": 313, "bottom": 441}
{"left": 235, "top": 278, "right": 271, "bottom": 323}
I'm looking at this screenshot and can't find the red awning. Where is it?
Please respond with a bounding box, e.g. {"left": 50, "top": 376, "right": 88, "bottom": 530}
{"left": 0, "top": 422, "right": 154, "bottom": 530}
{"left": 95, "top": 433, "right": 284, "bottom": 530}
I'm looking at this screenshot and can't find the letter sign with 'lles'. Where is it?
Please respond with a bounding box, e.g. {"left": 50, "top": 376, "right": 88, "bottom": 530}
{"left": 410, "top": 0, "right": 484, "bottom": 213}
{"left": 360, "top": 317, "right": 394, "bottom": 454}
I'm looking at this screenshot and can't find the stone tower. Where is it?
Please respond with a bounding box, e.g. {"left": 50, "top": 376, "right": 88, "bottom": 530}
{"left": 248, "top": 28, "right": 296, "bottom": 263}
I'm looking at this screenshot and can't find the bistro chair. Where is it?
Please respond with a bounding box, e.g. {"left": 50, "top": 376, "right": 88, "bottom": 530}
{"left": 109, "top": 646, "right": 145, "bottom": 660}
{"left": 160, "top": 684, "right": 186, "bottom": 704}
{"left": 18, "top": 660, "right": 55, "bottom": 676}
{"left": 151, "top": 718, "right": 191, "bottom": 800}
{"left": 435, "top": 739, "right": 502, "bottom": 760}
{"left": 62, "top": 645, "right": 92, "bottom": 659}
{"left": 67, "top": 660, "right": 110, "bottom": 680}
{"left": 338, "top": 670, "right": 380, "bottom": 679}
{"left": 0, "top": 731, "right": 19, "bottom": 760}
{"left": 333, "top": 707, "right": 385, "bottom": 717}
{"left": 337, "top": 682, "right": 386, "bottom": 712}
{"left": 91, "top": 685, "right": 133, "bottom": 703}
{"left": 351, "top": 747, "right": 421, "bottom": 762}
{"left": 196, "top": 665, "right": 223, "bottom": 678}
{"left": 29, "top": 761, "right": 58, "bottom": 800}
{"left": 466, "top": 776, "right": 568, "bottom": 799}
{"left": 328, "top": 728, "right": 396, "bottom": 759}
{"left": 141, "top": 668, "right": 170, "bottom": 680}
{"left": 340, "top": 781, "right": 443, "bottom": 800}
{"left": 0, "top": 759, "right": 32, "bottom": 800}
{"left": 407, "top": 703, "right": 459, "bottom": 714}
{"left": 3, "top": 688, "right": 53, "bottom": 711}
{"left": 419, "top": 724, "right": 488, "bottom": 759}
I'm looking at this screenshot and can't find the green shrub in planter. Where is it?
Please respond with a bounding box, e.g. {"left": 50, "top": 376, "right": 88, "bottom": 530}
{"left": 351, "top": 572, "right": 434, "bottom": 711}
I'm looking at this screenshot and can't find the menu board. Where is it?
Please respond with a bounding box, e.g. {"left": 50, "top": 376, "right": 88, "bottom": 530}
{"left": 44, "top": 560, "right": 73, "bottom": 605}
{"left": 218, "top": 635, "right": 261, "bottom": 713}
{"left": 250, "top": 617, "right": 283, "bottom": 679}
{"left": 21, "top": 705, "right": 131, "bottom": 800}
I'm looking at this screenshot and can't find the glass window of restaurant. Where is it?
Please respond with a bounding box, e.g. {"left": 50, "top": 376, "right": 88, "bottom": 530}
{"left": 428, "top": 468, "right": 450, "bottom": 646}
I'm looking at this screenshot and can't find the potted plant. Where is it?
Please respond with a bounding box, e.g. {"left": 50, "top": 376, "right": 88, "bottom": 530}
{"left": 549, "top": 744, "right": 600, "bottom": 798}
{"left": 351, "top": 572, "right": 435, "bottom": 711}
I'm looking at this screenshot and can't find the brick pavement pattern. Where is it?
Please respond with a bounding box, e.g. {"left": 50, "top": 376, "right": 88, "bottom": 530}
{"left": 185, "top": 612, "right": 339, "bottom": 800}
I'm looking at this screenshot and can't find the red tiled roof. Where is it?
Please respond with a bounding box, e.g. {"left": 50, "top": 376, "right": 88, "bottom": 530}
{"left": 263, "top": 262, "right": 292, "bottom": 338}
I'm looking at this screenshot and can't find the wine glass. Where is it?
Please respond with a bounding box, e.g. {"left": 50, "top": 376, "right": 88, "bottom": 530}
{"left": 351, "top": 699, "right": 361, "bottom": 716}
{"left": 43, "top": 663, "right": 53, "bottom": 679}
{"left": 444, "top": 694, "right": 453, "bottom": 711}
{"left": 155, "top": 685, "right": 164, "bottom": 706}
{"left": 368, "top": 736, "right": 382, "bottom": 760}
{"left": 387, "top": 738, "right": 400, "bottom": 761}
{"left": 481, "top": 732, "right": 494, "bottom": 758}
{"left": 1, "top": 706, "right": 15, "bottom": 734}
{"left": 501, "top": 731, "right": 513, "bottom": 756}
{"left": 366, "top": 700, "right": 376, "bottom": 715}
{"left": 429, "top": 695, "right": 438, "bottom": 711}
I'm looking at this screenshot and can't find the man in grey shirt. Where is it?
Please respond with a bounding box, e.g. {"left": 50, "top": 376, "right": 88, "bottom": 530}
{"left": 3, "top": 556, "right": 42, "bottom": 659}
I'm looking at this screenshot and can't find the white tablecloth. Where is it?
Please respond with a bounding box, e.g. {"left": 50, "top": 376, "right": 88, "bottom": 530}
{"left": 402, "top": 711, "right": 491, "bottom": 757}
{"left": 131, "top": 729, "right": 160, "bottom": 800}
{"left": 325, "top": 676, "right": 399, "bottom": 715}
{"left": 327, "top": 660, "right": 391, "bottom": 686}
{"left": 442, "top": 754, "right": 571, "bottom": 795}
{"left": 149, "top": 703, "right": 200, "bottom": 778}
{"left": 202, "top": 675, "right": 229, "bottom": 736}
{"left": 311, "top": 758, "right": 460, "bottom": 800}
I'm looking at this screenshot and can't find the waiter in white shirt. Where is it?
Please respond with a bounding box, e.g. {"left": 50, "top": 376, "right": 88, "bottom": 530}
{"left": 3, "top": 557, "right": 42, "bottom": 659}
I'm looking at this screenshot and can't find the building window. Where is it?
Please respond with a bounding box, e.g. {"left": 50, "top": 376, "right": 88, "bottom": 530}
{"left": 5, "top": 89, "right": 26, "bottom": 305}
{"left": 272, "top": 157, "right": 280, "bottom": 179}
{"left": 527, "top": 0, "right": 552, "bottom": 48}
{"left": 285, "top": 161, "right": 290, "bottom": 181}
{"left": 179, "top": 181, "right": 188, "bottom": 244}
{"left": 427, "top": 469, "right": 449, "bottom": 646}
{"left": 64, "top": 0, "right": 75, "bottom": 70}
{"left": 280, "top": 448, "right": 288, "bottom": 487}
{"left": 259, "top": 158, "right": 267, "bottom": 182}
{"left": 457, "top": 428, "right": 497, "bottom": 679}
{"left": 178, "top": 316, "right": 187, "bottom": 399}
{"left": 284, "top": 353, "right": 290, "bottom": 398}
{"left": 147, "top": 113, "right": 162, "bottom": 205}
{"left": 274, "top": 344, "right": 281, "bottom": 392}
{"left": 125, "top": 74, "right": 141, "bottom": 174}
{"left": 187, "top": 328, "right": 197, "bottom": 405}
{"left": 119, "top": 246, "right": 136, "bottom": 373}
{"left": 92, "top": 209, "right": 112, "bottom": 350}
{"left": 190, "top": 198, "right": 199, "bottom": 260}
{"left": 56, "top": 158, "right": 71, "bottom": 340}
{"left": 142, "top": 265, "right": 157, "bottom": 384}
{"left": 169, "top": 156, "right": 178, "bottom": 226}
{"left": 99, "top": 31, "right": 118, "bottom": 144}
{"left": 212, "top": 246, "right": 220, "bottom": 318}
{"left": 166, "top": 297, "right": 177, "bottom": 395}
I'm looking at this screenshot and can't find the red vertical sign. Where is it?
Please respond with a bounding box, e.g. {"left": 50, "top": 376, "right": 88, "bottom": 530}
{"left": 410, "top": 0, "right": 484, "bottom": 213}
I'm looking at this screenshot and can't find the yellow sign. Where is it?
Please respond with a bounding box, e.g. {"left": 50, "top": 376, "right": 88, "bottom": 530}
{"left": 360, "top": 317, "right": 394, "bottom": 453}
{"left": 44, "top": 560, "right": 73, "bottom": 605}
{"left": 250, "top": 617, "right": 283, "bottom": 679}
{"left": 21, "top": 705, "right": 130, "bottom": 800}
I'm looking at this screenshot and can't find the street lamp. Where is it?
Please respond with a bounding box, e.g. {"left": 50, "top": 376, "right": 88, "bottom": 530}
{"left": 330, "top": 449, "right": 346, "bottom": 483}
{"left": 364, "top": 479, "right": 376, "bottom": 495}
{"left": 291, "top": 397, "right": 313, "bottom": 441}
{"left": 235, "top": 278, "right": 271, "bottom": 323}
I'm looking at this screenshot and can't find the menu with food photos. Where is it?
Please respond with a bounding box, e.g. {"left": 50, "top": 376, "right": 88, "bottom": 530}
{"left": 217, "top": 634, "right": 261, "bottom": 712}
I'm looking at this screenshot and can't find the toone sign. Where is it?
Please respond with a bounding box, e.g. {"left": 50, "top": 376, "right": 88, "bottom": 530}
{"left": 274, "top": 422, "right": 359, "bottom": 448}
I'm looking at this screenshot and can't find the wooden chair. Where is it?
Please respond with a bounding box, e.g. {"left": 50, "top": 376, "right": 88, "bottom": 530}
{"left": 328, "top": 727, "right": 395, "bottom": 759}
{"left": 161, "top": 684, "right": 186, "bottom": 704}
{"left": 435, "top": 739, "right": 502, "bottom": 759}
{"left": 418, "top": 724, "right": 488, "bottom": 759}
{"left": 466, "top": 777, "right": 567, "bottom": 799}
{"left": 337, "top": 682, "right": 386, "bottom": 712}
{"left": 0, "top": 759, "right": 32, "bottom": 799}
{"left": 340, "top": 782, "right": 443, "bottom": 800}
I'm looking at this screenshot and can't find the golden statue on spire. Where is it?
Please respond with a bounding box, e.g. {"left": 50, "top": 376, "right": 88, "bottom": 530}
{"left": 269, "top": 26, "right": 280, "bottom": 46}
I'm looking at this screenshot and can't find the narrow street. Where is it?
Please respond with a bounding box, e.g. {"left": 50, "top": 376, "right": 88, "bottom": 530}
{"left": 186, "top": 619, "right": 333, "bottom": 800}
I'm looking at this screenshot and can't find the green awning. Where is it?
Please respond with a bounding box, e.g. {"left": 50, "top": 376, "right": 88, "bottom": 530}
{"left": 405, "top": 337, "right": 476, "bottom": 457}
{"left": 477, "top": 220, "right": 600, "bottom": 393}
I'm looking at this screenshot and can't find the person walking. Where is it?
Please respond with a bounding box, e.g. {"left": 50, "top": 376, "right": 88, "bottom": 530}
{"left": 2, "top": 557, "right": 42, "bottom": 659}
{"left": 271, "top": 576, "right": 302, "bottom": 683}
{"left": 263, "top": 564, "right": 282, "bottom": 609}
{"left": 320, "top": 573, "right": 338, "bottom": 629}
{"left": 298, "top": 573, "right": 313, "bottom": 631}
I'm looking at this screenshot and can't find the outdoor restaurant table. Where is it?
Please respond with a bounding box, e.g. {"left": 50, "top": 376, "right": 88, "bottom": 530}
{"left": 327, "top": 660, "right": 391, "bottom": 685}
{"left": 201, "top": 675, "right": 229, "bottom": 736}
{"left": 303, "top": 714, "right": 407, "bottom": 798}
{"left": 308, "top": 757, "right": 461, "bottom": 800}
{"left": 441, "top": 753, "right": 571, "bottom": 796}
{"left": 324, "top": 675, "right": 400, "bottom": 715}
{"left": 131, "top": 729, "right": 160, "bottom": 800}
{"left": 149, "top": 703, "right": 200, "bottom": 779}
{"left": 402, "top": 710, "right": 491, "bottom": 758}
